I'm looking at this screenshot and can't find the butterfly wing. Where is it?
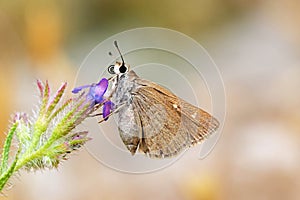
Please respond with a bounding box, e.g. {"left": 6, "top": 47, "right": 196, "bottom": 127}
{"left": 130, "top": 78, "right": 219, "bottom": 158}
{"left": 115, "top": 103, "right": 142, "bottom": 155}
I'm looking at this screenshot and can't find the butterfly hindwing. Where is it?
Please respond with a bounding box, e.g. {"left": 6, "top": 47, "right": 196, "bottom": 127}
{"left": 129, "top": 77, "right": 219, "bottom": 158}
{"left": 116, "top": 104, "right": 142, "bottom": 155}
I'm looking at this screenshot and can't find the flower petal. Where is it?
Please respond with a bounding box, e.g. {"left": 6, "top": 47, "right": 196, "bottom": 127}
{"left": 102, "top": 101, "right": 113, "bottom": 120}
{"left": 94, "top": 78, "right": 108, "bottom": 97}
{"left": 89, "top": 78, "right": 108, "bottom": 103}
{"left": 72, "top": 84, "right": 92, "bottom": 94}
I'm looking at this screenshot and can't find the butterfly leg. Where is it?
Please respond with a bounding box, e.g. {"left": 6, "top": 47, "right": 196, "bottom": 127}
{"left": 91, "top": 102, "right": 103, "bottom": 112}
{"left": 89, "top": 112, "right": 103, "bottom": 117}
{"left": 107, "top": 75, "right": 116, "bottom": 81}
{"left": 98, "top": 113, "right": 114, "bottom": 123}
{"left": 97, "top": 103, "right": 125, "bottom": 123}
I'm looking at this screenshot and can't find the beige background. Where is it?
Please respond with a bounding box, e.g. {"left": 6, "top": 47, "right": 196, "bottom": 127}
{"left": 0, "top": 0, "right": 300, "bottom": 199}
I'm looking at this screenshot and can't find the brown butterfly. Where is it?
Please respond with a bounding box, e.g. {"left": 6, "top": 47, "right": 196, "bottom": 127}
{"left": 95, "top": 41, "right": 219, "bottom": 158}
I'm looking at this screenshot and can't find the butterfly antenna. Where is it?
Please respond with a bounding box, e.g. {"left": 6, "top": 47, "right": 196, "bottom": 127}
{"left": 114, "top": 41, "right": 125, "bottom": 64}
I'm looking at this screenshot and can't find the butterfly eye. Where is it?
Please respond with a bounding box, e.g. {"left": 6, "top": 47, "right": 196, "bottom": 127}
{"left": 108, "top": 65, "right": 115, "bottom": 74}
{"left": 119, "top": 64, "right": 128, "bottom": 73}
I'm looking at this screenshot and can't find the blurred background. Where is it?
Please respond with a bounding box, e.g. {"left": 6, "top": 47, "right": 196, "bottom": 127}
{"left": 1, "top": 0, "right": 300, "bottom": 199}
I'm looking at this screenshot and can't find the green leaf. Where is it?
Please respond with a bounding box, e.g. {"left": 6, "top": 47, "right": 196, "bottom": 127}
{"left": 46, "top": 82, "right": 67, "bottom": 117}
{"left": 0, "top": 123, "right": 18, "bottom": 174}
{"left": 39, "top": 80, "right": 50, "bottom": 117}
{"left": 49, "top": 99, "right": 86, "bottom": 141}
{"left": 0, "top": 148, "right": 20, "bottom": 191}
{"left": 48, "top": 98, "right": 72, "bottom": 122}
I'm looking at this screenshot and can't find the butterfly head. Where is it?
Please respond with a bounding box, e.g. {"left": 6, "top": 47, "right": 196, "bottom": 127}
{"left": 108, "top": 41, "right": 130, "bottom": 75}
{"left": 108, "top": 61, "right": 130, "bottom": 75}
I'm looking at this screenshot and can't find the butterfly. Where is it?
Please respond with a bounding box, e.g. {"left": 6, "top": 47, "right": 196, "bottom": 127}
{"left": 73, "top": 41, "right": 219, "bottom": 158}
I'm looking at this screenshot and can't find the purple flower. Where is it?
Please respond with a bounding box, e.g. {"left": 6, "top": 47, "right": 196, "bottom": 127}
{"left": 72, "top": 78, "right": 109, "bottom": 105}
{"left": 72, "top": 78, "right": 113, "bottom": 120}
{"left": 103, "top": 101, "right": 113, "bottom": 120}
{"left": 88, "top": 78, "right": 109, "bottom": 104}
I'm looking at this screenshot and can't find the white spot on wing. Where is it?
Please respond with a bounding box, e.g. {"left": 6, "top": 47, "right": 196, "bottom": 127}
{"left": 191, "top": 112, "right": 197, "bottom": 118}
